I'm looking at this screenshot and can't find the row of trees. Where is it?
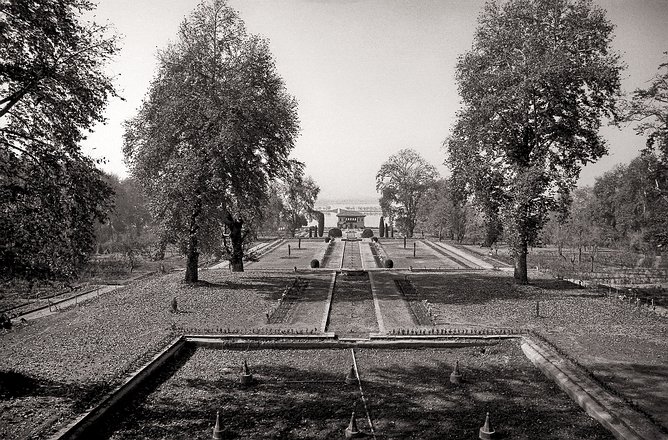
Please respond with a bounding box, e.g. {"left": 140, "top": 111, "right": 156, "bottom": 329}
{"left": 4, "top": 0, "right": 665, "bottom": 287}
{"left": 1, "top": 0, "right": 320, "bottom": 284}
{"left": 378, "top": 0, "right": 666, "bottom": 284}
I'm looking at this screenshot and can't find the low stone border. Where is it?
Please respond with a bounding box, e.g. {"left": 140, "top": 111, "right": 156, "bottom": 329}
{"left": 321, "top": 272, "right": 337, "bottom": 332}
{"left": 187, "top": 335, "right": 501, "bottom": 349}
{"left": 368, "top": 272, "right": 386, "bottom": 334}
{"left": 50, "top": 336, "right": 186, "bottom": 440}
{"left": 47, "top": 332, "right": 665, "bottom": 440}
{"left": 521, "top": 336, "right": 665, "bottom": 440}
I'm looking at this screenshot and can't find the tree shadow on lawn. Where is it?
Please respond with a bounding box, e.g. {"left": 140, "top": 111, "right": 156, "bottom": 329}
{"left": 401, "top": 273, "right": 592, "bottom": 306}
{"left": 99, "top": 350, "right": 613, "bottom": 440}
{"left": 0, "top": 369, "right": 112, "bottom": 414}
{"left": 587, "top": 361, "right": 668, "bottom": 433}
{"left": 191, "top": 276, "right": 299, "bottom": 295}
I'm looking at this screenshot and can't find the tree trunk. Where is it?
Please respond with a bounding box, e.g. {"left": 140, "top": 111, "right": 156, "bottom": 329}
{"left": 185, "top": 241, "right": 199, "bottom": 282}
{"left": 513, "top": 238, "right": 528, "bottom": 284}
{"left": 228, "top": 216, "right": 244, "bottom": 272}
{"left": 184, "top": 199, "right": 202, "bottom": 283}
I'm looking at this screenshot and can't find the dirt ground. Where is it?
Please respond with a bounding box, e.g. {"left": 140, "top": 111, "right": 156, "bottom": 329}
{"left": 1, "top": 249, "right": 666, "bottom": 438}
{"left": 103, "top": 343, "right": 612, "bottom": 440}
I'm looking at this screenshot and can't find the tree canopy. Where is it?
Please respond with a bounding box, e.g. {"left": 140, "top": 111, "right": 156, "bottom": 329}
{"left": 1, "top": 0, "right": 119, "bottom": 281}
{"left": 628, "top": 53, "right": 668, "bottom": 164}
{"left": 123, "top": 0, "right": 300, "bottom": 281}
{"left": 376, "top": 148, "right": 439, "bottom": 238}
{"left": 446, "top": 0, "right": 623, "bottom": 283}
{"left": 277, "top": 170, "right": 319, "bottom": 237}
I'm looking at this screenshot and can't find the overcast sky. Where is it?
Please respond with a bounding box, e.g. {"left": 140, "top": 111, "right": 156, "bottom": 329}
{"left": 82, "top": 0, "right": 668, "bottom": 203}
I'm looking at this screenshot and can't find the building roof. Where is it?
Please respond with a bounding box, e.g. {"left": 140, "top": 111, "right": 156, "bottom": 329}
{"left": 336, "top": 209, "right": 366, "bottom": 218}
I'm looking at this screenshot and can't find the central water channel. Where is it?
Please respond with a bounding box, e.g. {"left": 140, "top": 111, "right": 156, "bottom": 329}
{"left": 326, "top": 240, "right": 378, "bottom": 337}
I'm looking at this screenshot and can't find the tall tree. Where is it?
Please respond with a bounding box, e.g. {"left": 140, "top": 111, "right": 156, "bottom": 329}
{"left": 419, "top": 179, "right": 468, "bottom": 242}
{"left": 376, "top": 149, "right": 439, "bottom": 238}
{"left": 446, "top": 0, "right": 623, "bottom": 283}
{"left": 277, "top": 169, "right": 319, "bottom": 237}
{"left": 0, "top": 0, "right": 119, "bottom": 281}
{"left": 123, "top": 0, "right": 299, "bottom": 281}
{"left": 626, "top": 53, "right": 668, "bottom": 212}
{"left": 593, "top": 156, "right": 668, "bottom": 251}
{"left": 628, "top": 53, "right": 668, "bottom": 165}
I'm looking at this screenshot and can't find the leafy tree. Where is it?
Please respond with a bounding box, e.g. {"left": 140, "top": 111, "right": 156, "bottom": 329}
{"left": 376, "top": 149, "right": 439, "bottom": 238}
{"left": 628, "top": 53, "right": 668, "bottom": 164}
{"left": 626, "top": 53, "right": 668, "bottom": 220}
{"left": 417, "top": 178, "right": 468, "bottom": 242}
{"left": 257, "top": 189, "right": 284, "bottom": 236}
{"left": 95, "top": 174, "right": 155, "bottom": 271}
{"left": 123, "top": 0, "right": 300, "bottom": 281}
{"left": 277, "top": 170, "right": 319, "bottom": 237}
{"left": 0, "top": 0, "right": 119, "bottom": 281}
{"left": 593, "top": 155, "right": 668, "bottom": 251}
{"left": 446, "top": 0, "right": 623, "bottom": 283}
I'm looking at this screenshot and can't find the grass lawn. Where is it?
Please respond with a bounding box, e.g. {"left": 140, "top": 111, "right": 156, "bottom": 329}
{"left": 248, "top": 239, "right": 328, "bottom": 270}
{"left": 379, "top": 239, "right": 463, "bottom": 269}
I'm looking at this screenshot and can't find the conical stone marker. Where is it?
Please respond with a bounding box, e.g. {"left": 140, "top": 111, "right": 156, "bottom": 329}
{"left": 450, "top": 360, "right": 462, "bottom": 384}
{"left": 479, "top": 411, "right": 495, "bottom": 440}
{"left": 212, "top": 411, "right": 223, "bottom": 440}
{"left": 345, "top": 365, "right": 357, "bottom": 384}
{"left": 240, "top": 359, "right": 254, "bottom": 386}
{"left": 344, "top": 405, "right": 362, "bottom": 438}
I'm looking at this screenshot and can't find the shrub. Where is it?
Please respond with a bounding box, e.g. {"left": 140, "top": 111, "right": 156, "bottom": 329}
{"left": 328, "top": 228, "right": 342, "bottom": 238}
{"left": 361, "top": 228, "right": 374, "bottom": 238}
{"left": 0, "top": 313, "right": 12, "bottom": 330}
{"left": 384, "top": 259, "right": 394, "bottom": 268}
{"left": 315, "top": 211, "right": 325, "bottom": 237}
{"left": 372, "top": 237, "right": 378, "bottom": 242}
{"left": 310, "top": 259, "right": 320, "bottom": 268}
{"left": 325, "top": 237, "right": 331, "bottom": 243}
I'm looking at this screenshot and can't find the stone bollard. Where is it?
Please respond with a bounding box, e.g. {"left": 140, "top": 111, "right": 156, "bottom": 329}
{"left": 479, "top": 412, "right": 495, "bottom": 440}
{"left": 450, "top": 360, "right": 462, "bottom": 384}
{"left": 345, "top": 365, "right": 357, "bottom": 384}
{"left": 212, "top": 411, "right": 223, "bottom": 440}
{"left": 344, "top": 403, "right": 362, "bottom": 439}
{"left": 240, "top": 360, "right": 254, "bottom": 386}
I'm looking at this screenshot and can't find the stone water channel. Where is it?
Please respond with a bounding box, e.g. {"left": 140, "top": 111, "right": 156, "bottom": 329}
{"left": 325, "top": 240, "right": 379, "bottom": 337}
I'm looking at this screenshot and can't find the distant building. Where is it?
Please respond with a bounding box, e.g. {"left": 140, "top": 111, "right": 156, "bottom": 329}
{"left": 336, "top": 209, "right": 365, "bottom": 229}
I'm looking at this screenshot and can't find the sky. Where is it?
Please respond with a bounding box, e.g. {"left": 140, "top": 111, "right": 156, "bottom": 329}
{"left": 82, "top": 0, "right": 668, "bottom": 203}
